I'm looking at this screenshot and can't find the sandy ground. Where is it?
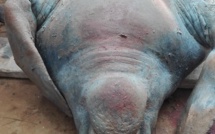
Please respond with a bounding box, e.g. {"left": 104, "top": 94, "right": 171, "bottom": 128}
{"left": 0, "top": 78, "right": 77, "bottom": 134}
{"left": 0, "top": 78, "right": 194, "bottom": 134}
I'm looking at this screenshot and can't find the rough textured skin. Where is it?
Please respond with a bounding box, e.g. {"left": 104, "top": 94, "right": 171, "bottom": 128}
{"left": 4, "top": 0, "right": 215, "bottom": 133}
{"left": 4, "top": 0, "right": 72, "bottom": 117}
{"left": 177, "top": 50, "right": 215, "bottom": 134}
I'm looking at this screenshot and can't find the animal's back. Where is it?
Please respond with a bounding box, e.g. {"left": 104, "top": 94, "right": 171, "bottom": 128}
{"left": 34, "top": 0, "right": 206, "bottom": 88}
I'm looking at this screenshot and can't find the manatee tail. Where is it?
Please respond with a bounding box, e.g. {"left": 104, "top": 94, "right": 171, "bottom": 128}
{"left": 85, "top": 74, "right": 147, "bottom": 133}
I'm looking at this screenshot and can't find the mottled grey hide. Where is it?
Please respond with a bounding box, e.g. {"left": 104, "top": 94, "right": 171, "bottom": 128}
{"left": 4, "top": 0, "right": 215, "bottom": 133}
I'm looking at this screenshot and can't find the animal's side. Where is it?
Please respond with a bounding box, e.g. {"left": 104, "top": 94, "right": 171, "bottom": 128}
{"left": 4, "top": 0, "right": 215, "bottom": 133}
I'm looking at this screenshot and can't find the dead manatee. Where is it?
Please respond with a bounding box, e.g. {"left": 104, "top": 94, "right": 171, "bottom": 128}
{"left": 4, "top": 0, "right": 215, "bottom": 133}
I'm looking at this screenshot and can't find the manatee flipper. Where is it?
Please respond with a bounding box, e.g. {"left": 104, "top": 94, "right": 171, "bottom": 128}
{"left": 4, "top": 0, "right": 72, "bottom": 117}
{"left": 177, "top": 50, "right": 215, "bottom": 134}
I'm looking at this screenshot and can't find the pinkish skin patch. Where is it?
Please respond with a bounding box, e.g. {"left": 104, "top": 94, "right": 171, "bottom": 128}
{"left": 158, "top": 90, "right": 191, "bottom": 128}
{"left": 79, "top": 17, "right": 153, "bottom": 51}
{"left": 96, "top": 84, "right": 138, "bottom": 117}
{"left": 207, "top": 121, "right": 215, "bottom": 134}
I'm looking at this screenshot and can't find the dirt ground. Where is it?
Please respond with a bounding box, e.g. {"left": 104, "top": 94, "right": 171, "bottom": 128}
{"left": 0, "top": 78, "right": 194, "bottom": 134}
{"left": 0, "top": 78, "right": 77, "bottom": 134}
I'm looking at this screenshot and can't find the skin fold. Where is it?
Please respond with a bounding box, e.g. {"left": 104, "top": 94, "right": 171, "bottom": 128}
{"left": 3, "top": 0, "right": 215, "bottom": 133}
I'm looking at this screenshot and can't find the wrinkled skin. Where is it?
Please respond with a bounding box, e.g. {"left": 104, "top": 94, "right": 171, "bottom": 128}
{"left": 4, "top": 0, "right": 215, "bottom": 133}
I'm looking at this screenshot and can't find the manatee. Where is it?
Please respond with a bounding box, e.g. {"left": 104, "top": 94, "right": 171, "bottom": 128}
{"left": 4, "top": 0, "right": 215, "bottom": 133}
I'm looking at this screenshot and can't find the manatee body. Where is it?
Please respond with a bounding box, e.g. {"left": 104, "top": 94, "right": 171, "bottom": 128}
{"left": 4, "top": 0, "right": 215, "bottom": 133}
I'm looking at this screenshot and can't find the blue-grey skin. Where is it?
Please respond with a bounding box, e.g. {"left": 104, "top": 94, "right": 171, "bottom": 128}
{"left": 4, "top": 0, "right": 215, "bottom": 133}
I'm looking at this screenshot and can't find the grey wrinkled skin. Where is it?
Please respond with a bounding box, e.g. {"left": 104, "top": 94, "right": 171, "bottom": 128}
{"left": 4, "top": 0, "right": 215, "bottom": 133}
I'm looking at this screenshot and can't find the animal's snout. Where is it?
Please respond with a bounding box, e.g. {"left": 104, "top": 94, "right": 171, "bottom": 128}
{"left": 85, "top": 74, "right": 147, "bottom": 133}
